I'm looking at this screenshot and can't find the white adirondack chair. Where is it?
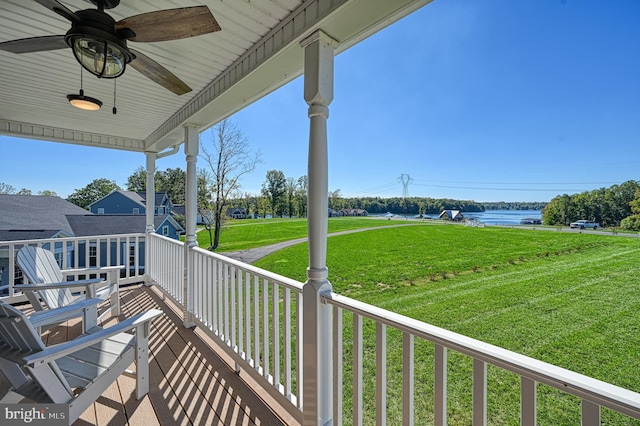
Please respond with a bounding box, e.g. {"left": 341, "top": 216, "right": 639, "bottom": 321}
{"left": 0, "top": 299, "right": 162, "bottom": 425}
{"left": 16, "top": 246, "right": 122, "bottom": 321}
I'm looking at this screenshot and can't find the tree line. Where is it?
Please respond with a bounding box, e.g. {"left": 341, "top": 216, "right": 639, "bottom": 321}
{"left": 542, "top": 180, "right": 640, "bottom": 230}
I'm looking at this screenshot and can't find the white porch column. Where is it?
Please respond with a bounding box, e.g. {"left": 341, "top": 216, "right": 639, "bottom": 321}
{"left": 183, "top": 124, "right": 199, "bottom": 328}
{"left": 301, "top": 30, "right": 336, "bottom": 426}
{"left": 144, "top": 152, "right": 156, "bottom": 286}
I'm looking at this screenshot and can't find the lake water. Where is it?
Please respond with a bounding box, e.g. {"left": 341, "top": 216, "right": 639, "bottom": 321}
{"left": 461, "top": 210, "right": 542, "bottom": 225}
{"left": 398, "top": 210, "right": 543, "bottom": 225}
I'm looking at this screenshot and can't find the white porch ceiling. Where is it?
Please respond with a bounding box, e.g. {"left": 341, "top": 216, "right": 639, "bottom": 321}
{"left": 0, "top": 0, "right": 432, "bottom": 154}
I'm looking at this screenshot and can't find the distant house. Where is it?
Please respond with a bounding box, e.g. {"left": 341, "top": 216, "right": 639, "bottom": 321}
{"left": 329, "top": 209, "right": 344, "bottom": 217}
{"left": 340, "top": 208, "right": 368, "bottom": 217}
{"left": 439, "top": 210, "right": 465, "bottom": 221}
{"left": 88, "top": 191, "right": 173, "bottom": 215}
{"left": 171, "top": 205, "right": 214, "bottom": 225}
{"left": 226, "top": 207, "right": 247, "bottom": 219}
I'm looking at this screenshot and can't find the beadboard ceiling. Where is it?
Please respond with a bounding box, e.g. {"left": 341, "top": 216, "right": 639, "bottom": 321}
{"left": 0, "top": 0, "right": 431, "bottom": 154}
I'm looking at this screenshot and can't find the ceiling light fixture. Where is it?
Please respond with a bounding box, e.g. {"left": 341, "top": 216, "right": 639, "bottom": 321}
{"left": 67, "top": 90, "right": 103, "bottom": 110}
{"left": 67, "top": 66, "right": 102, "bottom": 111}
{"left": 65, "top": 8, "right": 134, "bottom": 78}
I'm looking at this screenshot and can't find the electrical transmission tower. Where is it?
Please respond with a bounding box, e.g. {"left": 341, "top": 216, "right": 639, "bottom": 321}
{"left": 398, "top": 174, "right": 413, "bottom": 199}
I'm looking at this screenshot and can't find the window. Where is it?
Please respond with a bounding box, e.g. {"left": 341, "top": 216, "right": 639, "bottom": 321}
{"left": 162, "top": 226, "right": 169, "bottom": 236}
{"left": 129, "top": 244, "right": 136, "bottom": 267}
{"left": 89, "top": 244, "right": 97, "bottom": 267}
{"left": 97, "top": 208, "right": 105, "bottom": 214}
{"left": 133, "top": 208, "right": 140, "bottom": 215}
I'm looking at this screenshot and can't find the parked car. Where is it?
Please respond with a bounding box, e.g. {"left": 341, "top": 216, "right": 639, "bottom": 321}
{"left": 570, "top": 220, "right": 599, "bottom": 229}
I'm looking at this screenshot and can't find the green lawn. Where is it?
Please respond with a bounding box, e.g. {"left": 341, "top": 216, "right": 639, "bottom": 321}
{"left": 252, "top": 223, "right": 640, "bottom": 425}
{"left": 198, "top": 216, "right": 415, "bottom": 251}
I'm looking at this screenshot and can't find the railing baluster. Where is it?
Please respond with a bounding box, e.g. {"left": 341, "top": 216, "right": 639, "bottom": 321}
{"left": 434, "top": 344, "right": 447, "bottom": 426}
{"left": 473, "top": 358, "right": 487, "bottom": 426}
{"left": 272, "top": 282, "right": 280, "bottom": 388}
{"left": 262, "top": 278, "right": 269, "bottom": 381}
{"left": 253, "top": 275, "right": 260, "bottom": 371}
{"left": 236, "top": 269, "right": 244, "bottom": 356}
{"left": 582, "top": 400, "right": 600, "bottom": 426}
{"left": 333, "top": 306, "right": 342, "bottom": 424}
{"left": 403, "top": 333, "right": 414, "bottom": 426}
{"left": 353, "top": 313, "right": 363, "bottom": 426}
{"left": 231, "top": 265, "right": 237, "bottom": 348}
{"left": 297, "top": 291, "right": 303, "bottom": 409}
{"left": 217, "top": 259, "right": 224, "bottom": 336}
{"left": 521, "top": 377, "right": 536, "bottom": 426}
{"left": 376, "top": 323, "right": 387, "bottom": 426}
{"left": 284, "top": 287, "right": 292, "bottom": 398}
{"left": 245, "top": 271, "right": 251, "bottom": 363}
{"left": 224, "top": 263, "right": 230, "bottom": 344}
{"left": 238, "top": 269, "right": 244, "bottom": 357}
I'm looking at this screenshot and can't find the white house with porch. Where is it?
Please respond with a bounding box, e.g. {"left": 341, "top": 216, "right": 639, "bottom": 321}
{"left": 1, "top": 1, "right": 639, "bottom": 425}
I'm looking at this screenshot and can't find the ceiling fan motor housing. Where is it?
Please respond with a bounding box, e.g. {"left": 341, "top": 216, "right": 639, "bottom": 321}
{"left": 65, "top": 9, "right": 134, "bottom": 78}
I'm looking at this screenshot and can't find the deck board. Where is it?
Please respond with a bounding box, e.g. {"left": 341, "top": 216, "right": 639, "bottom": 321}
{"left": 14, "top": 284, "right": 298, "bottom": 426}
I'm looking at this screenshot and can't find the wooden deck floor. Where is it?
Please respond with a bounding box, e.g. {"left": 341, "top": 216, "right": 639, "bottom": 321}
{"left": 17, "top": 284, "right": 299, "bottom": 426}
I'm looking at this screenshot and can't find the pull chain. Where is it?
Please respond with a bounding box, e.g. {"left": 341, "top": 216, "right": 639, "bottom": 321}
{"left": 112, "top": 79, "right": 117, "bottom": 115}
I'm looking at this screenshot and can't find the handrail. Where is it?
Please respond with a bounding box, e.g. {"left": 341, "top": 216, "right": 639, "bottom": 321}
{"left": 325, "top": 291, "right": 640, "bottom": 421}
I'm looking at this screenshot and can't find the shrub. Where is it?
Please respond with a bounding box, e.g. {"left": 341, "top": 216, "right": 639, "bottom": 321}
{"left": 620, "top": 214, "right": 640, "bottom": 231}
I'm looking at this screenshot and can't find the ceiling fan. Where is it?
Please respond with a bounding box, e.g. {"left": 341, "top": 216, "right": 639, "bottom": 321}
{"left": 0, "top": 0, "right": 221, "bottom": 95}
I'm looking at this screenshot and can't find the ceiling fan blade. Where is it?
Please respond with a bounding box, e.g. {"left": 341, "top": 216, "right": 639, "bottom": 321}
{"left": 33, "top": 0, "right": 79, "bottom": 22}
{"left": 115, "top": 6, "right": 220, "bottom": 43}
{"left": 0, "top": 35, "right": 67, "bottom": 54}
{"left": 129, "top": 49, "right": 192, "bottom": 96}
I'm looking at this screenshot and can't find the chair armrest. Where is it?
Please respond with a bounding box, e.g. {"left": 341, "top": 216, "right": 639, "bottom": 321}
{"left": 62, "top": 265, "right": 124, "bottom": 275}
{"left": 14, "top": 279, "right": 102, "bottom": 298}
{"left": 28, "top": 299, "right": 102, "bottom": 329}
{"left": 24, "top": 309, "right": 163, "bottom": 367}
{"left": 14, "top": 279, "right": 102, "bottom": 291}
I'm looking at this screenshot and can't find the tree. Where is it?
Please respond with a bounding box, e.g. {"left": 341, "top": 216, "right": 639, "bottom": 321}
{"left": 67, "top": 178, "right": 121, "bottom": 209}
{"left": 329, "top": 189, "right": 342, "bottom": 211}
{"left": 37, "top": 190, "right": 57, "bottom": 196}
{"left": 262, "top": 170, "right": 286, "bottom": 217}
{"left": 17, "top": 188, "right": 32, "bottom": 195}
{"left": 157, "top": 168, "right": 186, "bottom": 205}
{"left": 285, "top": 177, "right": 297, "bottom": 218}
{"left": 126, "top": 166, "right": 147, "bottom": 192}
{"left": 0, "top": 182, "right": 16, "bottom": 194}
{"left": 295, "top": 175, "right": 308, "bottom": 218}
{"left": 199, "top": 119, "right": 261, "bottom": 249}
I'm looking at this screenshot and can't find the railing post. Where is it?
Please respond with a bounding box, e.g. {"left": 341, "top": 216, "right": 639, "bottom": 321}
{"left": 301, "top": 30, "right": 337, "bottom": 426}
{"left": 144, "top": 152, "right": 156, "bottom": 287}
{"left": 183, "top": 124, "right": 200, "bottom": 328}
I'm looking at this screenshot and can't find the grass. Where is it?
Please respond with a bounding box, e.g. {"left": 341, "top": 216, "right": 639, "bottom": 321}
{"left": 251, "top": 222, "right": 640, "bottom": 425}
{"left": 197, "top": 216, "right": 414, "bottom": 251}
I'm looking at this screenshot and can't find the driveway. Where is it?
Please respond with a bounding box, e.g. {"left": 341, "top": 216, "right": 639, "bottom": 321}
{"left": 220, "top": 223, "right": 421, "bottom": 264}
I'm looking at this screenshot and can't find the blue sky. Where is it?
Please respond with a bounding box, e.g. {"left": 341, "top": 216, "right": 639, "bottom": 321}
{"left": 1, "top": 0, "right": 639, "bottom": 203}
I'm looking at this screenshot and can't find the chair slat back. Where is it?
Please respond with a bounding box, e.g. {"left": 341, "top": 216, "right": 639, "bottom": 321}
{"left": 0, "top": 301, "right": 72, "bottom": 400}
{"left": 17, "top": 246, "right": 74, "bottom": 309}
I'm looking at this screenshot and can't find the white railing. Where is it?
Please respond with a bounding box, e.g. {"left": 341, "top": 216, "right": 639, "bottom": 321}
{"left": 326, "top": 292, "right": 640, "bottom": 425}
{"left": 0, "top": 234, "right": 145, "bottom": 303}
{"left": 147, "top": 233, "right": 304, "bottom": 422}
{"left": 147, "top": 233, "right": 184, "bottom": 305}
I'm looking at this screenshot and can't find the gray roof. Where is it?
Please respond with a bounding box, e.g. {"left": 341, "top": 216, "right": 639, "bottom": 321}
{"left": 66, "top": 215, "right": 182, "bottom": 236}
{"left": 0, "top": 195, "right": 89, "bottom": 240}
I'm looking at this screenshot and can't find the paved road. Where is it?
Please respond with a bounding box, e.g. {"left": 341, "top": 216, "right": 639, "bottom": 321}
{"left": 220, "top": 223, "right": 421, "bottom": 264}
